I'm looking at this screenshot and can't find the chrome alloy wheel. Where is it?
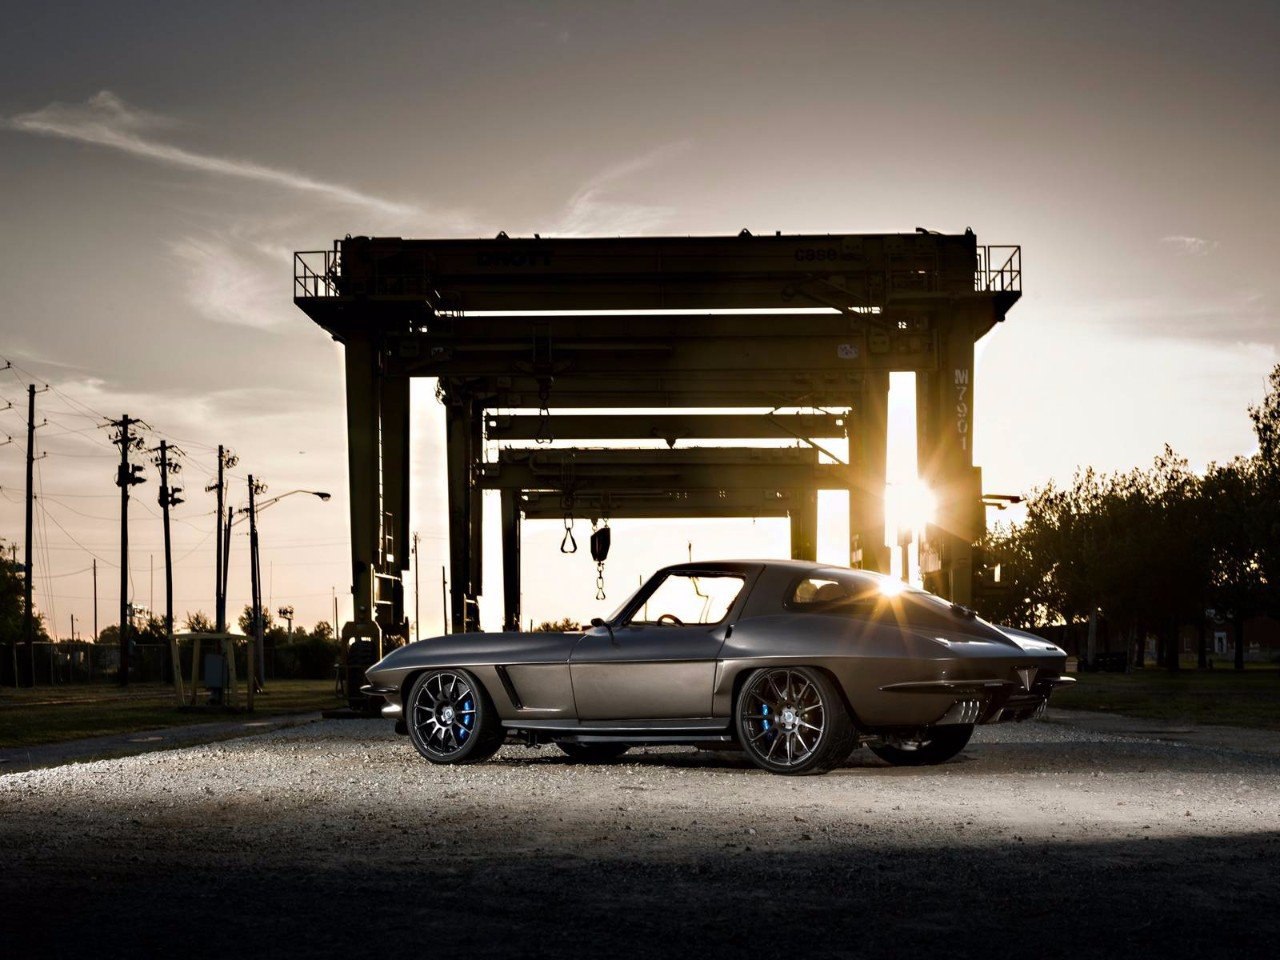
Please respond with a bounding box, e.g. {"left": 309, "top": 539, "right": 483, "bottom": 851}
{"left": 410, "top": 671, "right": 478, "bottom": 759}
{"left": 740, "top": 668, "right": 827, "bottom": 769}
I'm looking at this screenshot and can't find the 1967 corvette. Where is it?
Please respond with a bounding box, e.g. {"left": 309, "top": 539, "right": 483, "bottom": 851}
{"left": 363, "top": 559, "right": 1073, "bottom": 775}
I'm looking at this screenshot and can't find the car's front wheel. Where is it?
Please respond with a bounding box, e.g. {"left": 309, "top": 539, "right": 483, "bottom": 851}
{"left": 867, "top": 724, "right": 973, "bottom": 766}
{"left": 735, "top": 666, "right": 855, "bottom": 775}
{"left": 556, "top": 742, "right": 631, "bottom": 763}
{"left": 406, "top": 668, "right": 504, "bottom": 764}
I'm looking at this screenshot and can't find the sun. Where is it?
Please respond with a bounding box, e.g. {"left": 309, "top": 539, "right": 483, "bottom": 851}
{"left": 884, "top": 480, "right": 936, "bottom": 540}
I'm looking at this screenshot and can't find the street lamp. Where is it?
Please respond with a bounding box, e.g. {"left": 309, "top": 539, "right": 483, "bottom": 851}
{"left": 239, "top": 484, "right": 331, "bottom": 699}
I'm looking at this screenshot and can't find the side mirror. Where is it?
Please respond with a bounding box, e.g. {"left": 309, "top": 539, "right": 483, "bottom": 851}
{"left": 590, "top": 617, "right": 618, "bottom": 646}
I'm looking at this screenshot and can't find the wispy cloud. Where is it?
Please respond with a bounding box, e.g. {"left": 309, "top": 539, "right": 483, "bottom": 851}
{"left": 1160, "top": 235, "right": 1219, "bottom": 256}
{"left": 551, "top": 141, "right": 692, "bottom": 236}
{"left": 1078, "top": 290, "right": 1276, "bottom": 346}
{"left": 168, "top": 229, "right": 293, "bottom": 331}
{"left": 5, "top": 91, "right": 415, "bottom": 217}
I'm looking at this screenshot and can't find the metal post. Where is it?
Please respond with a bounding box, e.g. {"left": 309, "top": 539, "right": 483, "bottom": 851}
{"left": 412, "top": 532, "right": 420, "bottom": 642}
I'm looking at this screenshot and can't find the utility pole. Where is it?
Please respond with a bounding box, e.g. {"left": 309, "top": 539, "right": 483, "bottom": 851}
{"left": 21, "top": 385, "right": 35, "bottom": 686}
{"left": 247, "top": 475, "right": 266, "bottom": 697}
{"left": 413, "top": 532, "right": 421, "bottom": 642}
{"left": 155, "top": 441, "right": 183, "bottom": 698}
{"left": 209, "top": 446, "right": 237, "bottom": 633}
{"left": 332, "top": 587, "right": 339, "bottom": 640}
{"left": 441, "top": 566, "right": 448, "bottom": 635}
{"left": 110, "top": 415, "right": 146, "bottom": 686}
{"left": 21, "top": 384, "right": 47, "bottom": 686}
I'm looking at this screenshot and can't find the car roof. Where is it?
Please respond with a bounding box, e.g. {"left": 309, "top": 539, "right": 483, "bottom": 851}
{"left": 654, "top": 559, "right": 867, "bottom": 575}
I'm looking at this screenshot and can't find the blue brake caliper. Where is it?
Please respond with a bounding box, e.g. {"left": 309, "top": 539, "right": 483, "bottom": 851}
{"left": 761, "top": 703, "right": 771, "bottom": 734}
{"left": 458, "top": 698, "right": 474, "bottom": 742}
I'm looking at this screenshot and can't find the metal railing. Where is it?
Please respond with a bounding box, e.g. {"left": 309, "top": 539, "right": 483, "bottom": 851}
{"left": 294, "top": 249, "right": 341, "bottom": 298}
{"left": 975, "top": 245, "right": 1021, "bottom": 293}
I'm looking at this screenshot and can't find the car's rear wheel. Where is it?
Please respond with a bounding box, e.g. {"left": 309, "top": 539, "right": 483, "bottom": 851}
{"left": 735, "top": 666, "right": 854, "bottom": 775}
{"left": 868, "top": 724, "right": 973, "bottom": 766}
{"left": 406, "top": 668, "right": 504, "bottom": 764}
{"left": 556, "top": 742, "right": 631, "bottom": 763}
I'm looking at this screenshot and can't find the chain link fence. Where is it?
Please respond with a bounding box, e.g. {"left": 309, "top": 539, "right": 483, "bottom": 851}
{"left": 0, "top": 638, "right": 340, "bottom": 687}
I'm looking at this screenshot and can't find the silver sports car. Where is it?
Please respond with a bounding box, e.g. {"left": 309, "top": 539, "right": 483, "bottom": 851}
{"left": 364, "top": 560, "right": 1073, "bottom": 775}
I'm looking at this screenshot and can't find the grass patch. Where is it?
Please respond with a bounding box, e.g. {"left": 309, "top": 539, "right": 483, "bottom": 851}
{"left": 0, "top": 679, "right": 345, "bottom": 748}
{"left": 1054, "top": 668, "right": 1280, "bottom": 730}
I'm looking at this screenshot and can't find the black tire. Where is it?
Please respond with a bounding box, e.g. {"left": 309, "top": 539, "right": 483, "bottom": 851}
{"left": 406, "top": 668, "right": 504, "bottom": 765}
{"left": 556, "top": 742, "right": 631, "bottom": 763}
{"left": 868, "top": 724, "right": 973, "bottom": 766}
{"left": 735, "top": 666, "right": 855, "bottom": 775}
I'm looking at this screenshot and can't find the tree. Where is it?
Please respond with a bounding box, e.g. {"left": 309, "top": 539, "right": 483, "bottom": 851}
{"left": 0, "top": 537, "right": 51, "bottom": 647}
{"left": 184, "top": 610, "right": 215, "bottom": 633}
{"left": 533, "top": 617, "right": 581, "bottom": 632}
{"left": 237, "top": 604, "right": 274, "bottom": 636}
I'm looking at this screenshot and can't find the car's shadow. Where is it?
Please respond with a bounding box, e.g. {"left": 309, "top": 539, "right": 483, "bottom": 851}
{"left": 507, "top": 737, "right": 1279, "bottom": 776}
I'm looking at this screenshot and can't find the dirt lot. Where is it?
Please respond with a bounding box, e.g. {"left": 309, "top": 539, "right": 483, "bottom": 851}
{"left": 2, "top": 718, "right": 1277, "bottom": 960}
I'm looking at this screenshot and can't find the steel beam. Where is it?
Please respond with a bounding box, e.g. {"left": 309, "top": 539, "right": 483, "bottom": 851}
{"left": 302, "top": 232, "right": 1001, "bottom": 314}
{"left": 463, "top": 380, "right": 870, "bottom": 410}
{"left": 485, "top": 413, "right": 847, "bottom": 443}
{"left": 478, "top": 447, "right": 845, "bottom": 494}
{"left": 518, "top": 489, "right": 797, "bottom": 520}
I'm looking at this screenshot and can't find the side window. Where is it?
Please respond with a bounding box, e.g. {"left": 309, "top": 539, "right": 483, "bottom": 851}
{"left": 788, "top": 576, "right": 879, "bottom": 608}
{"left": 629, "top": 574, "right": 744, "bottom": 626}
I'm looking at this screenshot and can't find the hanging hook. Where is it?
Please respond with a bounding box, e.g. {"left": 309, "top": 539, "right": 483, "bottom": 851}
{"left": 560, "top": 505, "right": 577, "bottom": 554}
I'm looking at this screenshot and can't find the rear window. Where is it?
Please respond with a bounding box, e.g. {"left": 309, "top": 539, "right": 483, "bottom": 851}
{"left": 785, "top": 570, "right": 1005, "bottom": 638}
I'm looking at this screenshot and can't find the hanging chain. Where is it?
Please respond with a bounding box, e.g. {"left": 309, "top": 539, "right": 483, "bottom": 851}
{"left": 535, "top": 377, "right": 554, "bottom": 444}
{"left": 592, "top": 515, "right": 608, "bottom": 600}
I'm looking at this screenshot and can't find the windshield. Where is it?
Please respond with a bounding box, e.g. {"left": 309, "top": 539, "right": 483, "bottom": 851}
{"left": 626, "top": 572, "right": 745, "bottom": 626}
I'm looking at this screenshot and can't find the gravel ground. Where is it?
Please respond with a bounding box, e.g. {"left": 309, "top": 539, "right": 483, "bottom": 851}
{"left": 2, "top": 719, "right": 1278, "bottom": 960}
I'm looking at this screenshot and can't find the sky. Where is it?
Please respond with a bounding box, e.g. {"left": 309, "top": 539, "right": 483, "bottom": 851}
{"left": 0, "top": 0, "right": 1276, "bottom": 637}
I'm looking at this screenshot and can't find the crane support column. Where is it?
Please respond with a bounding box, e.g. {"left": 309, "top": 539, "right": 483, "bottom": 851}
{"left": 918, "top": 311, "right": 984, "bottom": 605}
{"left": 340, "top": 335, "right": 383, "bottom": 703}
{"left": 444, "top": 393, "right": 472, "bottom": 634}
{"left": 501, "top": 490, "right": 521, "bottom": 631}
{"left": 789, "top": 489, "right": 818, "bottom": 562}
{"left": 468, "top": 400, "right": 485, "bottom": 630}
{"left": 850, "top": 372, "right": 889, "bottom": 573}
{"left": 380, "top": 373, "right": 411, "bottom": 642}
